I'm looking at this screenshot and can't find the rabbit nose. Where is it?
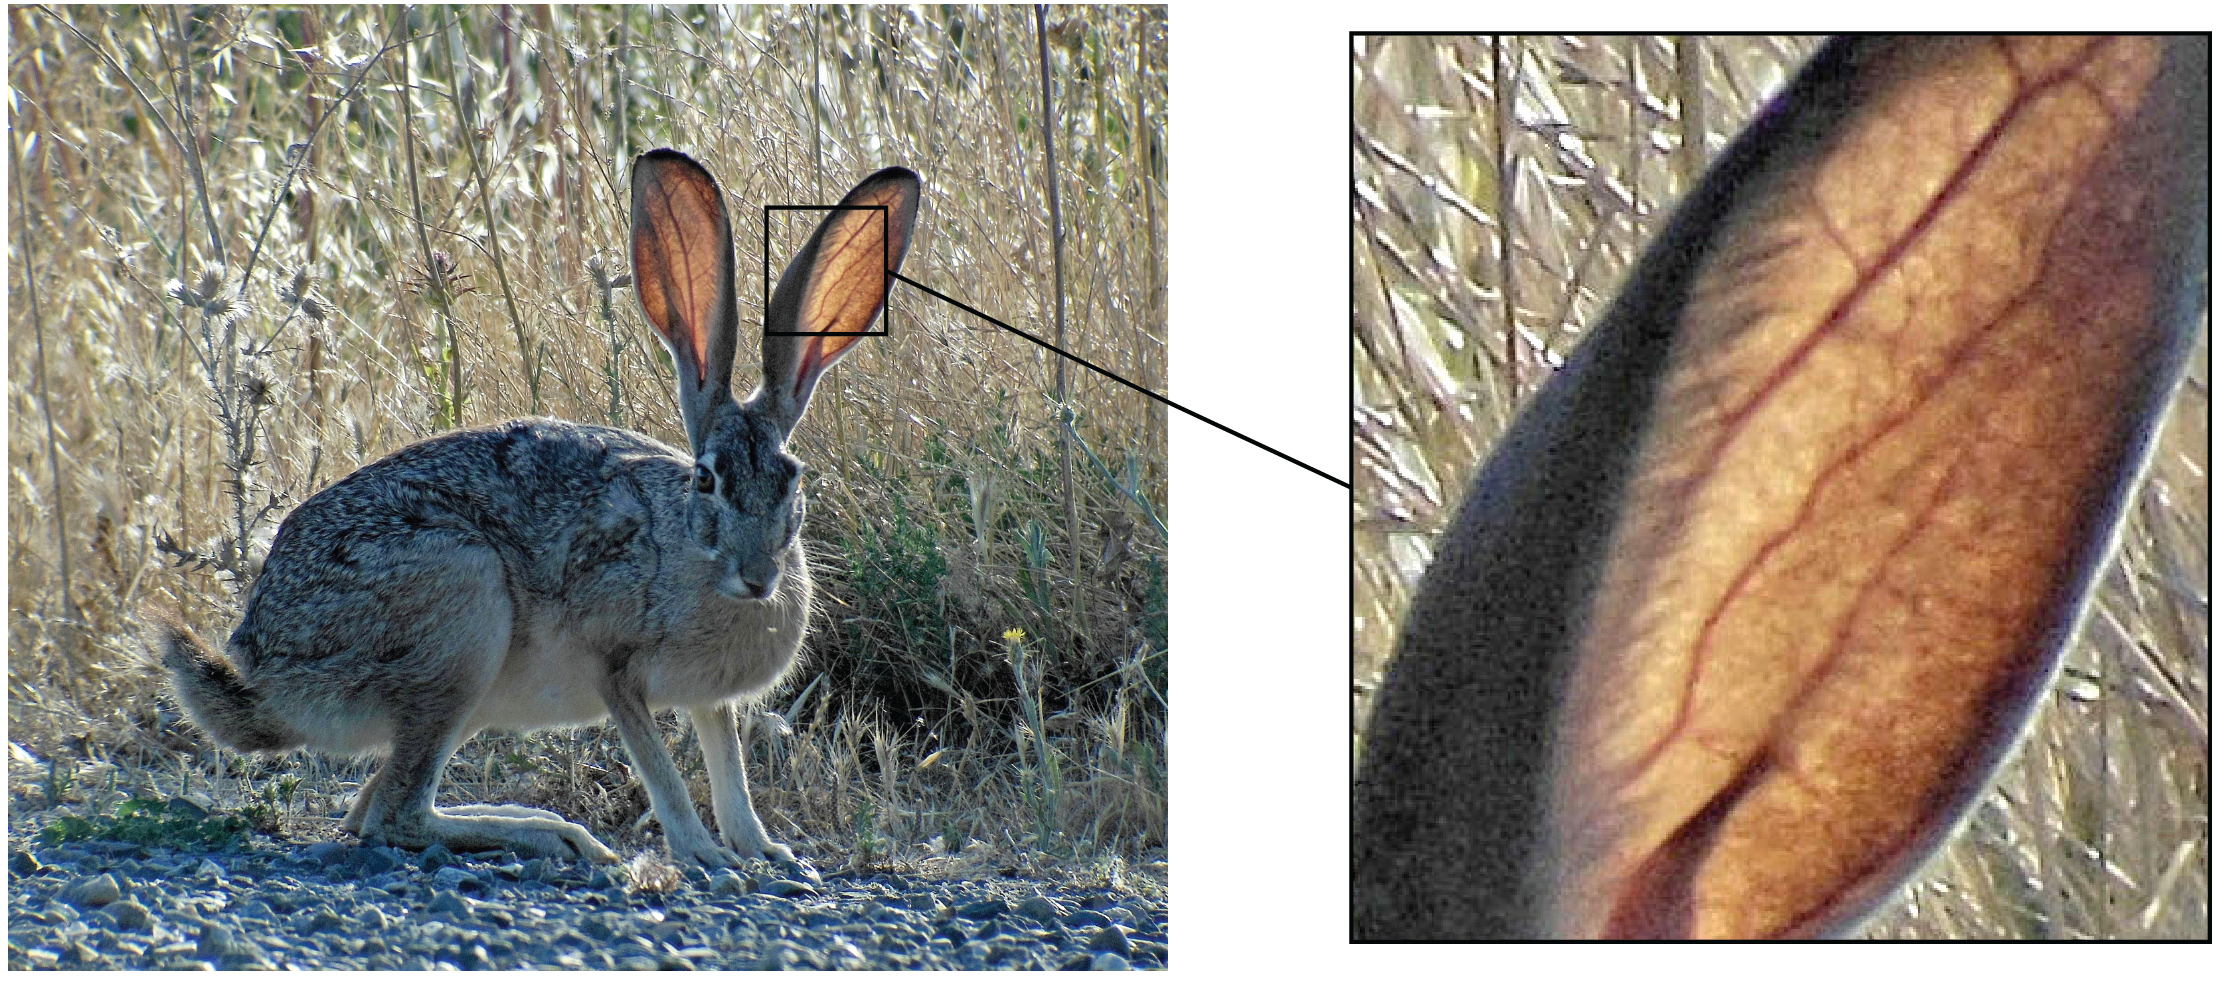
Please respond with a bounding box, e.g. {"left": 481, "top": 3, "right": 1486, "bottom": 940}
{"left": 721, "top": 568, "right": 781, "bottom": 601}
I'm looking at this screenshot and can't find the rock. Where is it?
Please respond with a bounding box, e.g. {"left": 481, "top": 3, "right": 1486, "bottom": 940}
{"left": 61, "top": 939, "right": 105, "bottom": 967}
{"left": 1062, "top": 908, "right": 1112, "bottom": 928}
{"left": 958, "top": 897, "right": 1008, "bottom": 919}
{"left": 193, "top": 921, "right": 272, "bottom": 969}
{"left": 427, "top": 890, "right": 473, "bottom": 917}
{"left": 102, "top": 898, "right": 155, "bottom": 931}
{"left": 457, "top": 943, "right": 492, "bottom": 970}
{"left": 707, "top": 870, "right": 749, "bottom": 896}
{"left": 1017, "top": 894, "right": 1067, "bottom": 923}
{"left": 1087, "top": 924, "right": 1131, "bottom": 958}
{"left": 319, "top": 846, "right": 398, "bottom": 878}
{"left": 166, "top": 794, "right": 212, "bottom": 820}
{"left": 292, "top": 906, "right": 347, "bottom": 933}
{"left": 420, "top": 843, "right": 456, "bottom": 872}
{"left": 60, "top": 873, "right": 122, "bottom": 908}
{"left": 761, "top": 878, "right": 816, "bottom": 898}
{"left": 757, "top": 941, "right": 821, "bottom": 970}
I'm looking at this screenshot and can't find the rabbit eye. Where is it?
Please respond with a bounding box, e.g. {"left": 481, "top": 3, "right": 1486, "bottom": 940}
{"left": 692, "top": 463, "right": 715, "bottom": 494}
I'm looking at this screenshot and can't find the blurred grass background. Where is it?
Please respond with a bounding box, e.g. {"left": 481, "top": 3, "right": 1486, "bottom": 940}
{"left": 1352, "top": 35, "right": 2208, "bottom": 938}
{"left": 9, "top": 4, "right": 1166, "bottom": 884}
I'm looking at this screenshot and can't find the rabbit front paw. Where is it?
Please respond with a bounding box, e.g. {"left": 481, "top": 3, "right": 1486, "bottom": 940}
{"left": 663, "top": 828, "right": 748, "bottom": 872}
{"left": 671, "top": 832, "right": 818, "bottom": 884}
{"left": 762, "top": 842, "right": 821, "bottom": 886}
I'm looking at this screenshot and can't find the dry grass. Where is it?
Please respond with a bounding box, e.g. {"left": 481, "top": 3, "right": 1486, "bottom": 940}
{"left": 8, "top": 4, "right": 1166, "bottom": 886}
{"left": 1353, "top": 35, "right": 2207, "bottom": 938}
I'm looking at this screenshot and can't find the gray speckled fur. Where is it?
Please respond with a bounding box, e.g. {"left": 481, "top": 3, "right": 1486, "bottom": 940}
{"left": 161, "top": 152, "right": 921, "bottom": 873}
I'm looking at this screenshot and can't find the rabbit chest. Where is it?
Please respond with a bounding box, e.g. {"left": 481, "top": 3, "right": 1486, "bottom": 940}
{"left": 474, "top": 553, "right": 811, "bottom": 732}
{"left": 446, "top": 421, "right": 816, "bottom": 726}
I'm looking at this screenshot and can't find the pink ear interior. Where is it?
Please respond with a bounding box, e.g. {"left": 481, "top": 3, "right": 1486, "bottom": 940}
{"left": 632, "top": 154, "right": 731, "bottom": 387}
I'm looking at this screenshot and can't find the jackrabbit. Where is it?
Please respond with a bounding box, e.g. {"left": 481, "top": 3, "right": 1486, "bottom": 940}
{"left": 1353, "top": 36, "right": 2207, "bottom": 938}
{"left": 162, "top": 149, "right": 921, "bottom": 873}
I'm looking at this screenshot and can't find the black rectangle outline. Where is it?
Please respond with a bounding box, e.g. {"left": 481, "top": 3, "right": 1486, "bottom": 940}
{"left": 761, "top": 202, "right": 894, "bottom": 337}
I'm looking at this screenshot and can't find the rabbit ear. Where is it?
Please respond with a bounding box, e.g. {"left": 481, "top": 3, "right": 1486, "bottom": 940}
{"left": 632, "top": 149, "right": 740, "bottom": 450}
{"left": 1354, "top": 36, "right": 2207, "bottom": 940}
{"left": 757, "top": 167, "right": 922, "bottom": 432}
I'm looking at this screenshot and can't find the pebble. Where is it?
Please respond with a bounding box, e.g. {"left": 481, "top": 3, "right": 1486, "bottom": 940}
{"left": 5, "top": 817, "right": 1167, "bottom": 970}
{"left": 1017, "top": 894, "right": 1066, "bottom": 923}
{"left": 1089, "top": 923, "right": 1133, "bottom": 957}
{"left": 60, "top": 874, "right": 121, "bottom": 908}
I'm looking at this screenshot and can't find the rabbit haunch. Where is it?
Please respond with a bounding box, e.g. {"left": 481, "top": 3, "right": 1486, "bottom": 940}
{"left": 161, "top": 152, "right": 922, "bottom": 870}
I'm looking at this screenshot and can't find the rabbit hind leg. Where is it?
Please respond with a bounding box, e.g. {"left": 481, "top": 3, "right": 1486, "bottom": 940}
{"left": 354, "top": 709, "right": 618, "bottom": 863}
{"left": 442, "top": 804, "right": 572, "bottom": 824}
{"left": 345, "top": 583, "right": 616, "bottom": 863}
{"left": 336, "top": 758, "right": 569, "bottom": 833}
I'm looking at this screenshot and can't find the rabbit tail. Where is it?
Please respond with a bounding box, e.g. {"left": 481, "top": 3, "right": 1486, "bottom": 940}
{"left": 156, "top": 616, "right": 303, "bottom": 752}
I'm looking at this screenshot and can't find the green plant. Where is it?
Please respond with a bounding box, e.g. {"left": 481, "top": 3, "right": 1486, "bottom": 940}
{"left": 40, "top": 797, "right": 255, "bottom": 851}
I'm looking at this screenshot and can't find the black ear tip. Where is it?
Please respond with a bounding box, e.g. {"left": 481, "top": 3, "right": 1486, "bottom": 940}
{"left": 635, "top": 148, "right": 714, "bottom": 182}
{"left": 865, "top": 166, "right": 921, "bottom": 192}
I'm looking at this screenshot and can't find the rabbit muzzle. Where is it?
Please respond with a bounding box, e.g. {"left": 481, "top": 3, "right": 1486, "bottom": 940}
{"left": 692, "top": 520, "right": 793, "bottom": 602}
{"left": 717, "top": 562, "right": 783, "bottom": 602}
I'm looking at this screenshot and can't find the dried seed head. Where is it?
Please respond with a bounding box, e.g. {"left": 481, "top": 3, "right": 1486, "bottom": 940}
{"left": 587, "top": 252, "right": 633, "bottom": 291}
{"left": 300, "top": 295, "right": 328, "bottom": 323}
{"left": 289, "top": 266, "right": 313, "bottom": 300}
{"left": 165, "top": 279, "right": 199, "bottom": 306}
{"left": 195, "top": 265, "right": 225, "bottom": 301}
{"left": 242, "top": 376, "right": 273, "bottom": 406}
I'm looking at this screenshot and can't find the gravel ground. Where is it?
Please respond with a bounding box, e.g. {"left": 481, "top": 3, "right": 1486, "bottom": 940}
{"left": 5, "top": 814, "right": 1167, "bottom": 970}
